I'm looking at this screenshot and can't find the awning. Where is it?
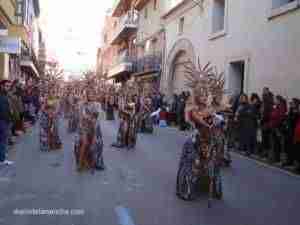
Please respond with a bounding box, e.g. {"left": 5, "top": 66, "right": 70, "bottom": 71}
{"left": 20, "top": 60, "right": 39, "bottom": 77}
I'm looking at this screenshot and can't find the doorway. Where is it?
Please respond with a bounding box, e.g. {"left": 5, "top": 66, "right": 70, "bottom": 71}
{"left": 228, "top": 60, "right": 245, "bottom": 95}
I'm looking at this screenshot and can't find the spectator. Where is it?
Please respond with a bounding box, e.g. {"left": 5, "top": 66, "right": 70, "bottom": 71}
{"left": 177, "top": 92, "right": 186, "bottom": 131}
{"left": 0, "top": 80, "right": 14, "bottom": 165}
{"left": 283, "top": 98, "right": 300, "bottom": 167}
{"left": 294, "top": 108, "right": 300, "bottom": 173}
{"left": 170, "top": 94, "right": 179, "bottom": 125}
{"left": 261, "top": 87, "right": 274, "bottom": 158}
{"left": 268, "top": 95, "right": 287, "bottom": 163}
{"left": 250, "top": 93, "right": 262, "bottom": 154}
{"left": 235, "top": 94, "right": 258, "bottom": 155}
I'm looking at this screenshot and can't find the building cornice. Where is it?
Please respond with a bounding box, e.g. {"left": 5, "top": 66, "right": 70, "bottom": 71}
{"left": 161, "top": 0, "right": 190, "bottom": 19}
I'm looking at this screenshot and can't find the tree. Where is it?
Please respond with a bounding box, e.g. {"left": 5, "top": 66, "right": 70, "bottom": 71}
{"left": 41, "top": 62, "right": 64, "bottom": 93}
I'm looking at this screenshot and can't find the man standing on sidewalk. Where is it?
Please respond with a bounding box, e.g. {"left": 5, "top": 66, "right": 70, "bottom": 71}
{"left": 0, "top": 80, "right": 14, "bottom": 166}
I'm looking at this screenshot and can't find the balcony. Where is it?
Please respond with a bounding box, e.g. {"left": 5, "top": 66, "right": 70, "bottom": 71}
{"left": 133, "top": 53, "right": 162, "bottom": 76}
{"left": 107, "top": 50, "right": 134, "bottom": 79}
{"left": 111, "top": 10, "right": 139, "bottom": 45}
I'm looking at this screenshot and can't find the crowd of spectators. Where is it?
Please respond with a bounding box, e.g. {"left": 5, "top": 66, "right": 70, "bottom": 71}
{"left": 0, "top": 79, "right": 40, "bottom": 166}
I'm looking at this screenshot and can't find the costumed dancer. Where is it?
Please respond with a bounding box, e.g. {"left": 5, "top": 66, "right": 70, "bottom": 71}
{"left": 68, "top": 96, "right": 80, "bottom": 133}
{"left": 176, "top": 61, "right": 226, "bottom": 207}
{"left": 139, "top": 97, "right": 154, "bottom": 133}
{"left": 112, "top": 94, "right": 138, "bottom": 149}
{"left": 74, "top": 90, "right": 104, "bottom": 172}
{"left": 106, "top": 94, "right": 115, "bottom": 121}
{"left": 39, "top": 93, "right": 62, "bottom": 151}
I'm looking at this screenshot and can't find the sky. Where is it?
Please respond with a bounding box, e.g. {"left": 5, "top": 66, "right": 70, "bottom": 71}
{"left": 40, "top": 0, "right": 113, "bottom": 79}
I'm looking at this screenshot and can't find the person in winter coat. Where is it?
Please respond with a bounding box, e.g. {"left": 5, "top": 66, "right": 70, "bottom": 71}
{"left": 235, "top": 94, "right": 258, "bottom": 155}
{"left": 261, "top": 87, "right": 274, "bottom": 157}
{"left": 283, "top": 98, "right": 300, "bottom": 166}
{"left": 268, "top": 95, "right": 287, "bottom": 163}
{"left": 0, "top": 80, "right": 14, "bottom": 165}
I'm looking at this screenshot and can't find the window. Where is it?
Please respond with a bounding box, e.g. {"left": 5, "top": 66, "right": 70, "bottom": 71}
{"left": 178, "top": 17, "right": 184, "bottom": 34}
{"left": 212, "top": 0, "right": 225, "bottom": 34}
{"left": 272, "top": 0, "right": 296, "bottom": 9}
{"left": 154, "top": 0, "right": 157, "bottom": 10}
{"left": 144, "top": 7, "right": 148, "bottom": 19}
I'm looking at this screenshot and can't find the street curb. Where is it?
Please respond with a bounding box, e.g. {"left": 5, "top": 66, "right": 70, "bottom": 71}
{"left": 232, "top": 152, "right": 300, "bottom": 179}
{"left": 160, "top": 126, "right": 300, "bottom": 179}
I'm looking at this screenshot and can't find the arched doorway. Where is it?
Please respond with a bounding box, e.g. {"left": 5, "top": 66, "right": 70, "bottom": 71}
{"left": 170, "top": 50, "right": 190, "bottom": 95}
{"left": 164, "top": 39, "right": 196, "bottom": 98}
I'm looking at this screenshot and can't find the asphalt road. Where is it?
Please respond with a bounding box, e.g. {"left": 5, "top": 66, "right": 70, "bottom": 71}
{"left": 1, "top": 117, "right": 300, "bottom": 225}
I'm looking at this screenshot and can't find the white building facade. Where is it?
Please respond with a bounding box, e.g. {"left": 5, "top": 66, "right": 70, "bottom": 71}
{"left": 160, "top": 0, "right": 300, "bottom": 100}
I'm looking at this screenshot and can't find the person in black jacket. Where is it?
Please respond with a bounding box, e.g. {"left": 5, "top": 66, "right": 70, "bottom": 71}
{"left": 283, "top": 98, "right": 300, "bottom": 166}
{"left": 0, "top": 80, "right": 14, "bottom": 165}
{"left": 235, "top": 94, "right": 258, "bottom": 155}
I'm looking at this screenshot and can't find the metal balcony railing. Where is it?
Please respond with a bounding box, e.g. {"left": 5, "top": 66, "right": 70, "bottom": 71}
{"left": 111, "top": 50, "right": 134, "bottom": 67}
{"left": 111, "top": 10, "right": 139, "bottom": 44}
{"left": 108, "top": 49, "right": 134, "bottom": 78}
{"left": 133, "top": 53, "right": 162, "bottom": 75}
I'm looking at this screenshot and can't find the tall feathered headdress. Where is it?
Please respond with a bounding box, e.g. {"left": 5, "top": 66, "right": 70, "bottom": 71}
{"left": 184, "top": 58, "right": 226, "bottom": 106}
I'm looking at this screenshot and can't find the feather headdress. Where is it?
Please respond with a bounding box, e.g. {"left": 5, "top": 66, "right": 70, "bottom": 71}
{"left": 184, "top": 58, "right": 226, "bottom": 107}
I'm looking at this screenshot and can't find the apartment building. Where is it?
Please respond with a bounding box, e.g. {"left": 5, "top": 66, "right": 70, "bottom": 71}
{"left": 0, "top": 0, "right": 42, "bottom": 83}
{"left": 106, "top": 0, "right": 139, "bottom": 84}
{"left": 0, "top": 0, "right": 19, "bottom": 80}
{"left": 96, "top": 11, "right": 119, "bottom": 81}
{"left": 132, "top": 0, "right": 165, "bottom": 95}
{"left": 161, "top": 0, "right": 300, "bottom": 99}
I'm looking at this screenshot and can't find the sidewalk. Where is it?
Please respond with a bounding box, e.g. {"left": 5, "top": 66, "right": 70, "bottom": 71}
{"left": 0, "top": 121, "right": 34, "bottom": 179}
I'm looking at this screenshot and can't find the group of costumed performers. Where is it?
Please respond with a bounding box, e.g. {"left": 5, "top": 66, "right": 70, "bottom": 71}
{"left": 112, "top": 89, "right": 139, "bottom": 150}
{"left": 176, "top": 61, "right": 231, "bottom": 207}
{"left": 74, "top": 89, "right": 104, "bottom": 172}
{"left": 39, "top": 91, "right": 62, "bottom": 151}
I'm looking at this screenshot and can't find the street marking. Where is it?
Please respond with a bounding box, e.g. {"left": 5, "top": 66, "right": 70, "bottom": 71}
{"left": 115, "top": 206, "right": 136, "bottom": 225}
{"left": 232, "top": 152, "right": 300, "bottom": 179}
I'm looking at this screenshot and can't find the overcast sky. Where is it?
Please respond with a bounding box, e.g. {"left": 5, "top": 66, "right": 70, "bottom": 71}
{"left": 40, "top": 0, "right": 112, "bottom": 78}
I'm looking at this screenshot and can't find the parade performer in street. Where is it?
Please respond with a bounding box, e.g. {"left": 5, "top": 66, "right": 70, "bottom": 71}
{"left": 106, "top": 93, "right": 115, "bottom": 121}
{"left": 176, "top": 61, "right": 226, "bottom": 206}
{"left": 112, "top": 94, "right": 138, "bottom": 149}
{"left": 68, "top": 96, "right": 80, "bottom": 133}
{"left": 39, "top": 92, "right": 62, "bottom": 151}
{"left": 74, "top": 90, "right": 104, "bottom": 172}
{"left": 139, "top": 96, "right": 154, "bottom": 133}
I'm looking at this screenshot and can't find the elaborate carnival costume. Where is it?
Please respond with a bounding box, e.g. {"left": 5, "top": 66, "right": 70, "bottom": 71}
{"left": 106, "top": 94, "right": 115, "bottom": 121}
{"left": 39, "top": 95, "right": 62, "bottom": 151}
{"left": 112, "top": 95, "right": 138, "bottom": 149}
{"left": 139, "top": 97, "right": 154, "bottom": 133}
{"left": 176, "top": 61, "right": 227, "bottom": 206}
{"left": 74, "top": 95, "right": 104, "bottom": 172}
{"left": 68, "top": 96, "right": 80, "bottom": 133}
